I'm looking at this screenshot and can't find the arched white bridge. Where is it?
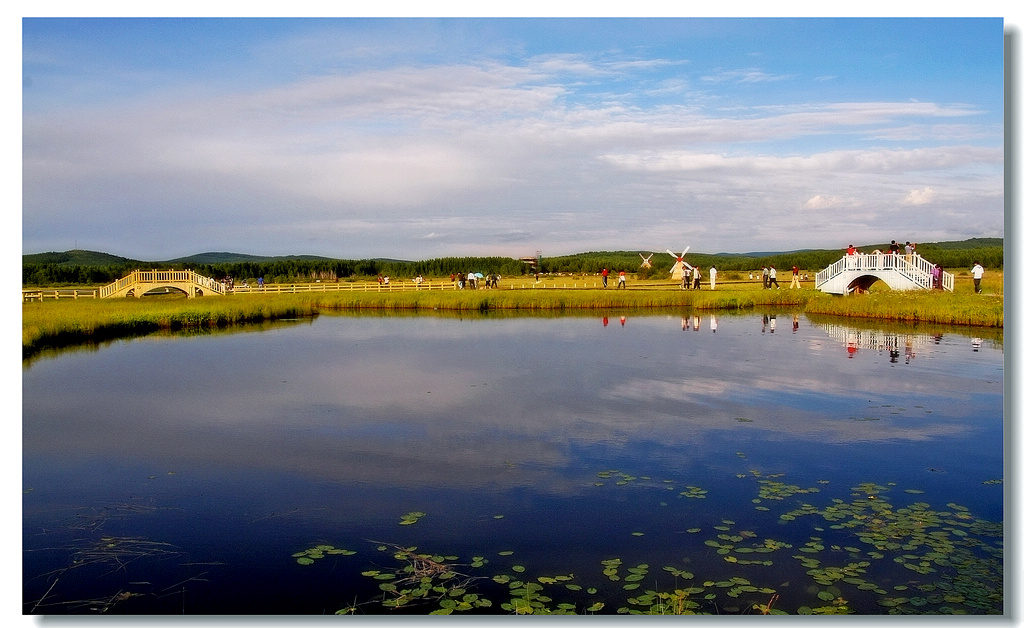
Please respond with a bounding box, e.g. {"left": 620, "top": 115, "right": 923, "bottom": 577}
{"left": 815, "top": 253, "right": 954, "bottom": 295}
{"left": 99, "top": 269, "right": 227, "bottom": 298}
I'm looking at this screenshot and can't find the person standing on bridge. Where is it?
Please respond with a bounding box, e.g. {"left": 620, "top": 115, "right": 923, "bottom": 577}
{"left": 692, "top": 266, "right": 702, "bottom": 289}
{"left": 768, "top": 266, "right": 780, "bottom": 289}
{"left": 887, "top": 240, "right": 900, "bottom": 269}
{"left": 971, "top": 261, "right": 984, "bottom": 293}
{"left": 789, "top": 266, "right": 801, "bottom": 289}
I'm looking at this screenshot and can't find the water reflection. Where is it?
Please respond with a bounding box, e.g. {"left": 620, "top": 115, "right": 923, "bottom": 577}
{"left": 23, "top": 313, "right": 1002, "bottom": 496}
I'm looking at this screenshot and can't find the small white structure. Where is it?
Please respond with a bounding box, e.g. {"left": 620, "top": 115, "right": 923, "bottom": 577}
{"left": 815, "top": 253, "right": 954, "bottom": 294}
{"left": 639, "top": 253, "right": 653, "bottom": 269}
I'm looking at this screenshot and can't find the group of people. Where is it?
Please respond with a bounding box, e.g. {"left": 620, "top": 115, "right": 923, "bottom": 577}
{"left": 600, "top": 268, "right": 629, "bottom": 289}
{"left": 749, "top": 265, "right": 805, "bottom": 290}
{"left": 219, "top": 275, "right": 263, "bottom": 291}
{"left": 451, "top": 272, "right": 500, "bottom": 289}
{"left": 679, "top": 265, "right": 717, "bottom": 290}
{"left": 846, "top": 240, "right": 918, "bottom": 263}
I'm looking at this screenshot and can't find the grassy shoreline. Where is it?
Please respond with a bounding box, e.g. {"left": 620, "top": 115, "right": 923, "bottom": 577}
{"left": 22, "top": 277, "right": 1003, "bottom": 359}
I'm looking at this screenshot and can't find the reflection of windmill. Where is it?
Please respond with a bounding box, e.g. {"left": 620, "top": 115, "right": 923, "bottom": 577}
{"left": 638, "top": 253, "right": 653, "bottom": 269}
{"left": 666, "top": 247, "right": 693, "bottom": 280}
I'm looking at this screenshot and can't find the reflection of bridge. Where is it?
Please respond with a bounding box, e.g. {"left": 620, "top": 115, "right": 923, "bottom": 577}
{"left": 815, "top": 253, "right": 954, "bottom": 295}
{"left": 99, "top": 270, "right": 228, "bottom": 298}
{"left": 816, "top": 321, "right": 936, "bottom": 361}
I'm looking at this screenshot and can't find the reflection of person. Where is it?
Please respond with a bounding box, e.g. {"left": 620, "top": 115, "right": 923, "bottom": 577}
{"left": 792, "top": 313, "right": 799, "bottom": 332}
{"left": 971, "top": 261, "right": 984, "bottom": 293}
{"left": 710, "top": 315, "right": 718, "bottom": 333}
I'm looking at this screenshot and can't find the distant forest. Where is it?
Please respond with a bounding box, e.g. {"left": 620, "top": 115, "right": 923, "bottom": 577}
{"left": 22, "top": 238, "right": 1003, "bottom": 287}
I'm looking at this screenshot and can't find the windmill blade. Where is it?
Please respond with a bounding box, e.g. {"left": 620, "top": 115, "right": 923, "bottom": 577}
{"left": 679, "top": 246, "right": 690, "bottom": 258}
{"left": 666, "top": 248, "right": 678, "bottom": 258}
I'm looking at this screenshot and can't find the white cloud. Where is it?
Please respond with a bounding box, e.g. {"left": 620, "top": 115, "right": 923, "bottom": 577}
{"left": 902, "top": 187, "right": 937, "bottom": 206}
{"left": 700, "top": 68, "right": 796, "bottom": 83}
{"left": 804, "top": 194, "right": 843, "bottom": 209}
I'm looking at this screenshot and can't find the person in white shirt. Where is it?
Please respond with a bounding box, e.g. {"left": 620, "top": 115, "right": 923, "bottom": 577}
{"left": 971, "top": 261, "right": 984, "bottom": 293}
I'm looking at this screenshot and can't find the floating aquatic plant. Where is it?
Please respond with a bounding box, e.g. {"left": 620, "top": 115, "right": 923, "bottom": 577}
{"left": 399, "top": 511, "right": 426, "bottom": 525}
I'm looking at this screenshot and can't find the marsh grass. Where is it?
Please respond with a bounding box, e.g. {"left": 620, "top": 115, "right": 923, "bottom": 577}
{"left": 22, "top": 272, "right": 1002, "bottom": 357}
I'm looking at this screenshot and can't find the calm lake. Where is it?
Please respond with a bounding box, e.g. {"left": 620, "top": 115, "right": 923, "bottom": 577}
{"left": 22, "top": 311, "right": 1004, "bottom": 616}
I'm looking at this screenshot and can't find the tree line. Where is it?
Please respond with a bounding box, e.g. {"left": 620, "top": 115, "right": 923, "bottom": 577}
{"left": 22, "top": 245, "right": 1003, "bottom": 288}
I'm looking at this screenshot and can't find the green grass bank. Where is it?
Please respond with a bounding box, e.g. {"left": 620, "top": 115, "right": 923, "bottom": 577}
{"left": 22, "top": 277, "right": 1002, "bottom": 359}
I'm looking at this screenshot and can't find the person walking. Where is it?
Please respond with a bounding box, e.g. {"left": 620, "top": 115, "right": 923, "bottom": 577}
{"left": 768, "top": 265, "right": 780, "bottom": 289}
{"left": 617, "top": 270, "right": 627, "bottom": 289}
{"left": 971, "top": 261, "right": 984, "bottom": 293}
{"left": 761, "top": 267, "right": 769, "bottom": 289}
{"left": 692, "top": 266, "right": 702, "bottom": 289}
{"left": 601, "top": 268, "right": 609, "bottom": 288}
{"left": 789, "top": 265, "right": 801, "bottom": 289}
{"left": 709, "top": 265, "right": 717, "bottom": 290}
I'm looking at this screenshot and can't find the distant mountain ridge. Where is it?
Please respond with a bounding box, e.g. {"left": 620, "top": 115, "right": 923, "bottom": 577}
{"left": 23, "top": 238, "right": 1003, "bottom": 267}
{"left": 22, "top": 249, "right": 340, "bottom": 267}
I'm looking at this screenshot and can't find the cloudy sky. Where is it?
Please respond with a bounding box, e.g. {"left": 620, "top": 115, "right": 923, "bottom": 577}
{"left": 21, "top": 16, "right": 1006, "bottom": 261}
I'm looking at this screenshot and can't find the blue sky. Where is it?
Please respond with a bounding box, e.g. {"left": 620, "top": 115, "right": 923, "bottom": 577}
{"left": 21, "top": 16, "right": 1007, "bottom": 260}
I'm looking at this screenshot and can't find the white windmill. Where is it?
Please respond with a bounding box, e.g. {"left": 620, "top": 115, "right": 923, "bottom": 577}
{"left": 666, "top": 247, "right": 693, "bottom": 280}
{"left": 638, "top": 253, "right": 654, "bottom": 269}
